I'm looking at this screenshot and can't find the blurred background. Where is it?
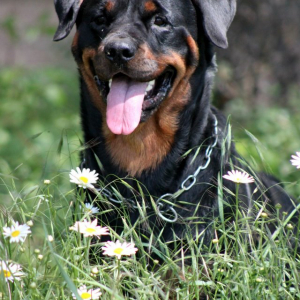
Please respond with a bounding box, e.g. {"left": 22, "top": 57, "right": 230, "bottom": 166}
{"left": 0, "top": 0, "right": 299, "bottom": 199}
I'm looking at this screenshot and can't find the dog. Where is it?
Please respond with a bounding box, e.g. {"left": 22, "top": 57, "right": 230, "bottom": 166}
{"left": 53, "top": 0, "right": 298, "bottom": 251}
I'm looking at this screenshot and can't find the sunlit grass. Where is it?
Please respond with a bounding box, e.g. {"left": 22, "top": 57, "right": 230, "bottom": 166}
{"left": 0, "top": 157, "right": 300, "bottom": 299}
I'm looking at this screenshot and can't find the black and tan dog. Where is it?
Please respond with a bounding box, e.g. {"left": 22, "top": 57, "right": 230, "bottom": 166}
{"left": 53, "top": 0, "right": 298, "bottom": 249}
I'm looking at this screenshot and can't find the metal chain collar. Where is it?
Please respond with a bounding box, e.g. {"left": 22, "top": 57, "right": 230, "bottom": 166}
{"left": 92, "top": 114, "right": 219, "bottom": 223}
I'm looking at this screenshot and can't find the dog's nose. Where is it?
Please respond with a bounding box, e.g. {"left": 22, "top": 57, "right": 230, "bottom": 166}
{"left": 104, "top": 38, "right": 136, "bottom": 65}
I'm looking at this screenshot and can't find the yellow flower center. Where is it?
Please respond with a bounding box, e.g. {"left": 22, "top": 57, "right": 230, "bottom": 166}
{"left": 80, "top": 292, "right": 92, "bottom": 299}
{"left": 3, "top": 270, "right": 11, "bottom": 278}
{"left": 79, "top": 176, "right": 89, "bottom": 183}
{"left": 11, "top": 230, "right": 21, "bottom": 237}
{"left": 113, "top": 247, "right": 124, "bottom": 255}
{"left": 86, "top": 227, "right": 96, "bottom": 233}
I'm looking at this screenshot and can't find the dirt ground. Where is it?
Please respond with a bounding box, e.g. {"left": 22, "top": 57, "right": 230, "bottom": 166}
{"left": 0, "top": 0, "right": 74, "bottom": 68}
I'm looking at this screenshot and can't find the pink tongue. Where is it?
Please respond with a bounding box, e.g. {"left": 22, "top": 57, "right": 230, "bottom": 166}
{"left": 106, "top": 76, "right": 148, "bottom": 135}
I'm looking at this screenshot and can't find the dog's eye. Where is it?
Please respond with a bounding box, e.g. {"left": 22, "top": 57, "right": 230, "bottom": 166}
{"left": 154, "top": 16, "right": 167, "bottom": 26}
{"left": 93, "top": 16, "right": 106, "bottom": 26}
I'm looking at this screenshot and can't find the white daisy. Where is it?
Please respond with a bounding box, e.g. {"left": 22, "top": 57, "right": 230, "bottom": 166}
{"left": 102, "top": 240, "right": 138, "bottom": 259}
{"left": 69, "top": 219, "right": 109, "bottom": 237}
{"left": 69, "top": 167, "right": 99, "bottom": 189}
{"left": 3, "top": 221, "right": 31, "bottom": 243}
{"left": 290, "top": 152, "right": 300, "bottom": 169}
{"left": 81, "top": 203, "right": 100, "bottom": 215}
{"left": 72, "top": 285, "right": 102, "bottom": 299}
{"left": 223, "top": 170, "right": 255, "bottom": 184}
{"left": 47, "top": 235, "right": 54, "bottom": 242}
{"left": 0, "top": 261, "right": 24, "bottom": 283}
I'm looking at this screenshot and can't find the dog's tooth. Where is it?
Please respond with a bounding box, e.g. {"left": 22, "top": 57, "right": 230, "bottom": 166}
{"left": 109, "top": 79, "right": 112, "bottom": 88}
{"left": 146, "top": 80, "right": 155, "bottom": 92}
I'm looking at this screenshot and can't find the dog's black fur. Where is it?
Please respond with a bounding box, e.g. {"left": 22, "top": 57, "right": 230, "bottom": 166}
{"left": 53, "top": 0, "right": 298, "bottom": 249}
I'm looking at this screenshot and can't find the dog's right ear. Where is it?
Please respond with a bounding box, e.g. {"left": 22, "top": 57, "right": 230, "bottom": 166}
{"left": 53, "top": 0, "right": 82, "bottom": 41}
{"left": 192, "top": 0, "right": 236, "bottom": 49}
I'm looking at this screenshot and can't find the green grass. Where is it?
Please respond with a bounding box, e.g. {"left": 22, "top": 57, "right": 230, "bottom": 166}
{"left": 223, "top": 97, "right": 300, "bottom": 197}
{"left": 0, "top": 67, "right": 299, "bottom": 299}
{"left": 0, "top": 67, "right": 81, "bottom": 189}
{"left": 1, "top": 173, "right": 299, "bottom": 299}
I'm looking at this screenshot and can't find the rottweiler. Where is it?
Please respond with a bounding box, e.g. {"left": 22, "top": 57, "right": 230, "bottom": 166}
{"left": 53, "top": 0, "right": 298, "bottom": 250}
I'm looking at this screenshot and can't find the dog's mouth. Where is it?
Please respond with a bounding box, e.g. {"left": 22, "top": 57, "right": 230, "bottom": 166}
{"left": 93, "top": 70, "right": 175, "bottom": 135}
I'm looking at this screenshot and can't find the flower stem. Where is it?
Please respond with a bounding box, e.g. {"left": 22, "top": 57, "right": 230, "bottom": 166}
{"left": 235, "top": 183, "right": 240, "bottom": 223}
{"left": 112, "top": 258, "right": 121, "bottom": 297}
{"left": 117, "top": 257, "right": 121, "bottom": 282}
{"left": 235, "top": 183, "right": 240, "bottom": 255}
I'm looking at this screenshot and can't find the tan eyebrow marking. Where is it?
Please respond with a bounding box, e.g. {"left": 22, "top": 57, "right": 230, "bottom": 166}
{"left": 144, "top": 1, "right": 157, "bottom": 12}
{"left": 105, "top": 0, "right": 115, "bottom": 11}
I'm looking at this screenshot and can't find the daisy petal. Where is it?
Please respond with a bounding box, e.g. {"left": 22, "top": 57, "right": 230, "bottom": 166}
{"left": 102, "top": 240, "right": 138, "bottom": 259}
{"left": 223, "top": 170, "right": 255, "bottom": 184}
{"left": 3, "top": 221, "right": 31, "bottom": 243}
{"left": 0, "top": 261, "right": 24, "bottom": 282}
{"left": 290, "top": 152, "right": 300, "bottom": 169}
{"left": 69, "top": 167, "right": 99, "bottom": 189}
{"left": 69, "top": 219, "right": 109, "bottom": 237}
{"left": 81, "top": 203, "right": 100, "bottom": 215}
{"left": 72, "top": 285, "right": 102, "bottom": 299}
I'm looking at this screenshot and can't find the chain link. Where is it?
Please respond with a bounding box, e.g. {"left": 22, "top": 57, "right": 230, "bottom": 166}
{"left": 92, "top": 114, "right": 218, "bottom": 223}
{"left": 155, "top": 114, "right": 218, "bottom": 222}
{"left": 99, "top": 188, "right": 123, "bottom": 204}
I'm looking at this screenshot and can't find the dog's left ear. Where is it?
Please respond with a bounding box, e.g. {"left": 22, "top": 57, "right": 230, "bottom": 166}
{"left": 53, "top": 0, "right": 82, "bottom": 41}
{"left": 193, "top": 0, "right": 236, "bottom": 49}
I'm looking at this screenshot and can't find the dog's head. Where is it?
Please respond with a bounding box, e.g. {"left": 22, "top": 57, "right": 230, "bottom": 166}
{"left": 53, "top": 0, "right": 236, "bottom": 136}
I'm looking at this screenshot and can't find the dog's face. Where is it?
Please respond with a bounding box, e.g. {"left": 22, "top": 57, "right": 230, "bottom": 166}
{"left": 72, "top": 0, "right": 200, "bottom": 135}
{"left": 54, "top": 0, "right": 236, "bottom": 136}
